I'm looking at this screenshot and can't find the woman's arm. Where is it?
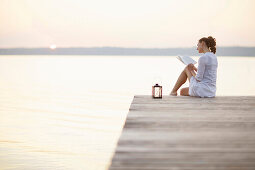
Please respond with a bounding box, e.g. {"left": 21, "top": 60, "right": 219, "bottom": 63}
{"left": 195, "top": 56, "right": 206, "bottom": 82}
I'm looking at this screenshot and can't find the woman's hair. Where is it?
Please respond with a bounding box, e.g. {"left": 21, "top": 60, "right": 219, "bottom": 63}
{"left": 199, "top": 36, "right": 216, "bottom": 54}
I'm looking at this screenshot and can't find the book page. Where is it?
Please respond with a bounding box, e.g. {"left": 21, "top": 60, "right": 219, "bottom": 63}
{"left": 177, "top": 55, "right": 197, "bottom": 65}
{"left": 176, "top": 56, "right": 185, "bottom": 64}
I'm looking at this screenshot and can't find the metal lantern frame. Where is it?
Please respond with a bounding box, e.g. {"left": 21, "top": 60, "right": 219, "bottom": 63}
{"left": 152, "top": 83, "right": 162, "bottom": 99}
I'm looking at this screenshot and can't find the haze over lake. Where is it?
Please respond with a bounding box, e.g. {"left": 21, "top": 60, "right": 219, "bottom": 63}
{"left": 1, "top": 47, "right": 255, "bottom": 56}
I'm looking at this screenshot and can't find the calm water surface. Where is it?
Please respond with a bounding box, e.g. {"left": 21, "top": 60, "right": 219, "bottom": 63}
{"left": 0, "top": 55, "right": 255, "bottom": 170}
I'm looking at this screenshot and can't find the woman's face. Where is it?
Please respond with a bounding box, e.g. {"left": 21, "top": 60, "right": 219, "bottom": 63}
{"left": 197, "top": 41, "right": 204, "bottom": 53}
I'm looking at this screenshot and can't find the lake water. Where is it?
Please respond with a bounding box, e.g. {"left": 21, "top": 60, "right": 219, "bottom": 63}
{"left": 0, "top": 55, "right": 255, "bottom": 170}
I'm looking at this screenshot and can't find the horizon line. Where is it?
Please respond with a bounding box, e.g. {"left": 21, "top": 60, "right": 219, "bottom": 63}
{"left": 1, "top": 46, "right": 255, "bottom": 49}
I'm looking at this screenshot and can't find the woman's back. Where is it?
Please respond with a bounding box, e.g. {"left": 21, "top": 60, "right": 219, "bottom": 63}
{"left": 199, "top": 52, "right": 218, "bottom": 86}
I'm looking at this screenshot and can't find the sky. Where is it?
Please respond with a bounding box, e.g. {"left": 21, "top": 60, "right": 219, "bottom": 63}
{"left": 0, "top": 0, "right": 255, "bottom": 48}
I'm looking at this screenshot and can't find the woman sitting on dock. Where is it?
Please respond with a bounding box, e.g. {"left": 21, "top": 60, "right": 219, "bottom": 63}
{"left": 170, "top": 36, "right": 218, "bottom": 98}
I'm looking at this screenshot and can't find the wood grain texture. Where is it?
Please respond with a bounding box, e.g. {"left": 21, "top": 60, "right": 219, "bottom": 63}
{"left": 108, "top": 95, "right": 255, "bottom": 170}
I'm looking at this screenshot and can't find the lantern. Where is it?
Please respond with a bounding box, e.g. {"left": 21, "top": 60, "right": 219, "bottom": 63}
{"left": 152, "top": 84, "right": 162, "bottom": 98}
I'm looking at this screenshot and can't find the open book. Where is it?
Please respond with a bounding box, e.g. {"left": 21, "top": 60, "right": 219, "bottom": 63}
{"left": 176, "top": 55, "right": 197, "bottom": 65}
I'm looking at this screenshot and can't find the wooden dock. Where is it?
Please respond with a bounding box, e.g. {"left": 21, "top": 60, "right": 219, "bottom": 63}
{"left": 109, "top": 95, "right": 255, "bottom": 170}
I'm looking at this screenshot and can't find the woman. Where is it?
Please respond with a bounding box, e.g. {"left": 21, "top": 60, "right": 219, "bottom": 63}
{"left": 170, "top": 36, "right": 218, "bottom": 98}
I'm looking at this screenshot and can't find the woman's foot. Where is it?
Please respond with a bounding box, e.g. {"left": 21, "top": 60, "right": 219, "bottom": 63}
{"left": 170, "top": 91, "right": 177, "bottom": 96}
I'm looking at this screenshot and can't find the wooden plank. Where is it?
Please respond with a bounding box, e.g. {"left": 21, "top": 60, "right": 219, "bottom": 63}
{"left": 108, "top": 95, "right": 255, "bottom": 170}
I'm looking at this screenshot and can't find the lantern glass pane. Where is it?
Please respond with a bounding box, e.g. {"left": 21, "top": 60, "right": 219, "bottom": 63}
{"left": 154, "top": 87, "right": 160, "bottom": 97}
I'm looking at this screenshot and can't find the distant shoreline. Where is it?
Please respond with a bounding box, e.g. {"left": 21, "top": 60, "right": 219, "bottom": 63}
{"left": 0, "top": 47, "right": 255, "bottom": 56}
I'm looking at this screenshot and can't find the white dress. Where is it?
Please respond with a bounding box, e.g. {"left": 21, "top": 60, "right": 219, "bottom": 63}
{"left": 189, "top": 52, "right": 218, "bottom": 98}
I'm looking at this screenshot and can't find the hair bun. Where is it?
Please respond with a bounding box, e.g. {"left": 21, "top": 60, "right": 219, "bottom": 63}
{"left": 208, "top": 36, "right": 216, "bottom": 47}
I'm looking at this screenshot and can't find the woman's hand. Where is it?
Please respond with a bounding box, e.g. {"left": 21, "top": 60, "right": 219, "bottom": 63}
{"left": 187, "top": 63, "right": 197, "bottom": 72}
{"left": 187, "top": 64, "right": 197, "bottom": 78}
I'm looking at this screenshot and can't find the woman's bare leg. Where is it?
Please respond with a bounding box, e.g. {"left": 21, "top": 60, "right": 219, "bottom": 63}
{"left": 180, "top": 87, "right": 189, "bottom": 96}
{"left": 170, "top": 69, "right": 188, "bottom": 96}
{"left": 170, "top": 66, "right": 193, "bottom": 96}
